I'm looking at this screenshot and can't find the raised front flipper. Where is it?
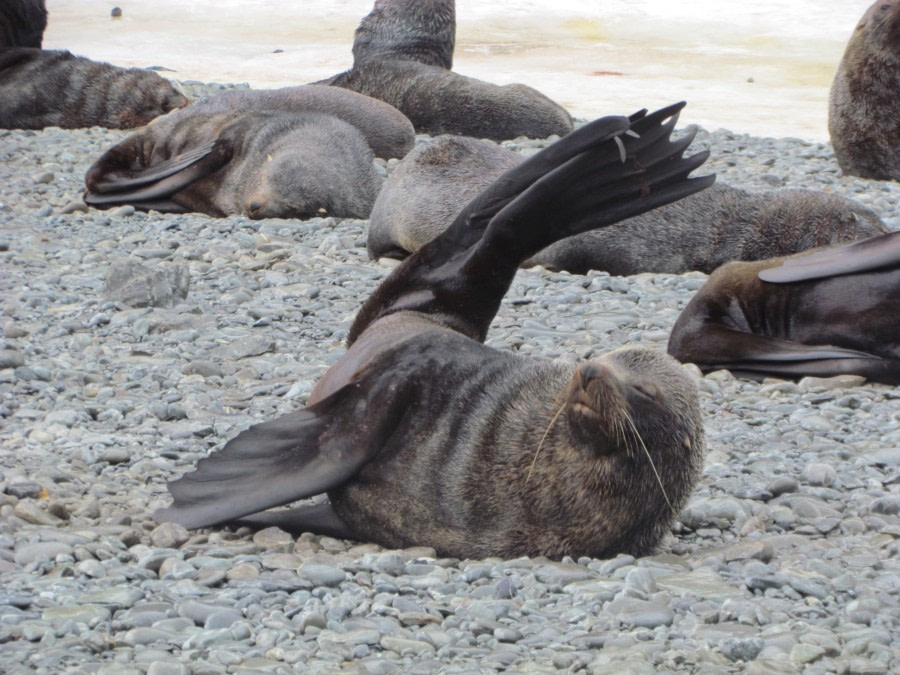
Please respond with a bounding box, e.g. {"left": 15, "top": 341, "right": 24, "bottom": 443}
{"left": 349, "top": 102, "right": 714, "bottom": 343}
{"left": 759, "top": 231, "right": 900, "bottom": 283}
{"left": 668, "top": 322, "right": 899, "bottom": 382}
{"left": 84, "top": 139, "right": 232, "bottom": 208}
{"left": 154, "top": 368, "right": 418, "bottom": 530}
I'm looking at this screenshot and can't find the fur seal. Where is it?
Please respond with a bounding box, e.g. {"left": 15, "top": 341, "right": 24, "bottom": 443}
{"left": 194, "top": 85, "right": 415, "bottom": 160}
{"left": 153, "top": 102, "right": 713, "bottom": 560}
{"left": 320, "top": 0, "right": 574, "bottom": 141}
{"left": 828, "top": 1, "right": 900, "bottom": 181}
{"left": 367, "top": 135, "right": 887, "bottom": 273}
{"left": 667, "top": 231, "right": 900, "bottom": 385}
{"left": 0, "top": 0, "right": 46, "bottom": 48}
{"left": 0, "top": 48, "right": 189, "bottom": 130}
{"left": 84, "top": 109, "right": 382, "bottom": 219}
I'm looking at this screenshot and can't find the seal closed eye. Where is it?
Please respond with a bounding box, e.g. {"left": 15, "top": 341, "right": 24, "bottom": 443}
{"left": 155, "top": 102, "right": 713, "bottom": 560}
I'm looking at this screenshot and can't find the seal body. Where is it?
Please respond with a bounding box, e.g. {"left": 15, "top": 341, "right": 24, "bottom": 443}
{"left": 667, "top": 231, "right": 900, "bottom": 384}
{"left": 154, "top": 104, "right": 712, "bottom": 559}
{"left": 351, "top": 0, "right": 455, "bottom": 69}
{"left": 0, "top": 48, "right": 189, "bottom": 130}
{"left": 365, "top": 135, "right": 887, "bottom": 272}
{"left": 194, "top": 85, "right": 415, "bottom": 160}
{"left": 828, "top": 0, "right": 900, "bottom": 181}
{"left": 84, "top": 109, "right": 383, "bottom": 219}
{"left": 320, "top": 0, "right": 574, "bottom": 141}
{"left": 0, "top": 0, "right": 46, "bottom": 48}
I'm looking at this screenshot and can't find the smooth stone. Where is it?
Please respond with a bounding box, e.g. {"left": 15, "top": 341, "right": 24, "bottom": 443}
{"left": 534, "top": 562, "right": 596, "bottom": 585}
{"left": 42, "top": 604, "right": 111, "bottom": 627}
{"left": 14, "top": 542, "right": 74, "bottom": 566}
{"left": 298, "top": 562, "right": 346, "bottom": 587}
{"left": 604, "top": 599, "right": 674, "bottom": 628}
{"left": 720, "top": 637, "right": 765, "bottom": 662}
{"left": 149, "top": 522, "right": 190, "bottom": 549}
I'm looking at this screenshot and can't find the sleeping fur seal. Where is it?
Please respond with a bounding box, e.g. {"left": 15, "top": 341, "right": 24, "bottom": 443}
{"left": 367, "top": 135, "right": 887, "bottom": 273}
{"left": 84, "top": 109, "right": 382, "bottom": 219}
{"left": 321, "top": 0, "right": 574, "bottom": 141}
{"left": 828, "top": 0, "right": 900, "bottom": 181}
{"left": 0, "top": 48, "right": 189, "bottom": 130}
{"left": 154, "top": 102, "right": 713, "bottom": 560}
{"left": 667, "top": 231, "right": 900, "bottom": 384}
{"left": 194, "top": 85, "right": 415, "bottom": 160}
{"left": 0, "top": 0, "right": 46, "bottom": 48}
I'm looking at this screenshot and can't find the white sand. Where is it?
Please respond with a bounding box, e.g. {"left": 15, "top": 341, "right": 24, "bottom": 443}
{"left": 43, "top": 0, "right": 874, "bottom": 140}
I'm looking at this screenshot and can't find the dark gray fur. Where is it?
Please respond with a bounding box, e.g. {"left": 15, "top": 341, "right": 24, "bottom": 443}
{"left": 367, "top": 135, "right": 887, "bottom": 274}
{"left": 828, "top": 0, "right": 900, "bottom": 181}
{"left": 0, "top": 0, "right": 46, "bottom": 48}
{"left": 195, "top": 85, "right": 415, "bottom": 159}
{"left": 84, "top": 109, "right": 382, "bottom": 219}
{"left": 352, "top": 0, "right": 455, "bottom": 69}
{"left": 0, "top": 48, "right": 189, "bottom": 130}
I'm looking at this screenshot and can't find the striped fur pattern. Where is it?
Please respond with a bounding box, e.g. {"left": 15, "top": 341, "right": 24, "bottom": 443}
{"left": 0, "top": 48, "right": 189, "bottom": 130}
{"left": 0, "top": 0, "right": 46, "bottom": 48}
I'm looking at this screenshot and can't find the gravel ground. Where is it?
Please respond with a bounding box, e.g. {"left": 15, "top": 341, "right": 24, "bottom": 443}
{"left": 1, "top": 84, "right": 899, "bottom": 674}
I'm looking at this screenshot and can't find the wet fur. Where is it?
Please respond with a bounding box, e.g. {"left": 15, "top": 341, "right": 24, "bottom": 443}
{"left": 0, "top": 48, "right": 188, "bottom": 130}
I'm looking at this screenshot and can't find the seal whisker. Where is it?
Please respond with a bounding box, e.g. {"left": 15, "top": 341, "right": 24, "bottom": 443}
{"left": 622, "top": 409, "right": 674, "bottom": 511}
{"left": 526, "top": 393, "right": 567, "bottom": 485}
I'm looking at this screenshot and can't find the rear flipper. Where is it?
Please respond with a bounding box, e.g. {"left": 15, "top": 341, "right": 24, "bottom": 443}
{"left": 153, "top": 357, "right": 421, "bottom": 530}
{"left": 668, "top": 322, "right": 900, "bottom": 383}
{"left": 233, "top": 503, "right": 357, "bottom": 539}
{"left": 349, "top": 102, "right": 715, "bottom": 343}
{"left": 759, "top": 231, "right": 900, "bottom": 283}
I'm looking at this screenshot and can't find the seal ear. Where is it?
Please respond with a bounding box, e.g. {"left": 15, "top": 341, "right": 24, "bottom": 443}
{"left": 154, "top": 373, "right": 413, "bottom": 530}
{"left": 758, "top": 231, "right": 900, "bottom": 283}
{"left": 84, "top": 138, "right": 232, "bottom": 207}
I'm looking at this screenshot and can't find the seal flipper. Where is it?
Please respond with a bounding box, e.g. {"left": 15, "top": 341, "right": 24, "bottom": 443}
{"left": 349, "top": 102, "right": 714, "bottom": 343}
{"left": 233, "top": 503, "right": 356, "bottom": 539}
{"left": 154, "top": 371, "right": 416, "bottom": 530}
{"left": 759, "top": 231, "right": 900, "bottom": 283}
{"left": 84, "top": 139, "right": 232, "bottom": 208}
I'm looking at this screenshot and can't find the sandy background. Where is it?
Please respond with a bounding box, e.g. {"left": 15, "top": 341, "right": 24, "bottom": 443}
{"left": 42, "top": 0, "right": 875, "bottom": 141}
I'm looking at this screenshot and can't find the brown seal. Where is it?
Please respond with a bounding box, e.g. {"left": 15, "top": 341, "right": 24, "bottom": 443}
{"left": 366, "top": 135, "right": 887, "bottom": 272}
{"left": 194, "top": 85, "right": 415, "bottom": 160}
{"left": 667, "top": 231, "right": 900, "bottom": 384}
{"left": 320, "top": 0, "right": 574, "bottom": 141}
{"left": 153, "top": 103, "right": 712, "bottom": 560}
{"left": 84, "top": 108, "right": 383, "bottom": 219}
{"left": 0, "top": 48, "right": 189, "bottom": 130}
{"left": 828, "top": 0, "right": 900, "bottom": 181}
{"left": 0, "top": 0, "right": 46, "bottom": 48}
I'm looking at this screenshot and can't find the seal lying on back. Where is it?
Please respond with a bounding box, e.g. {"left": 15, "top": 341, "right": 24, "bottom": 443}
{"left": 321, "top": 0, "right": 574, "bottom": 141}
{"left": 667, "top": 231, "right": 900, "bottom": 385}
{"left": 828, "top": 0, "right": 900, "bottom": 181}
{"left": 367, "top": 135, "right": 887, "bottom": 273}
{"left": 0, "top": 0, "right": 46, "bottom": 48}
{"left": 154, "top": 102, "right": 713, "bottom": 560}
{"left": 194, "top": 85, "right": 415, "bottom": 160}
{"left": 0, "top": 48, "right": 189, "bottom": 130}
{"left": 84, "top": 109, "right": 382, "bottom": 219}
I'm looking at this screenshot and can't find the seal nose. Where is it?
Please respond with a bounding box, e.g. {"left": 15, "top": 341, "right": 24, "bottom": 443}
{"left": 579, "top": 362, "right": 607, "bottom": 389}
{"left": 246, "top": 195, "right": 267, "bottom": 218}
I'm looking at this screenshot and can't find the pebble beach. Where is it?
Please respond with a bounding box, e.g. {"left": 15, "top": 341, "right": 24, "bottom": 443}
{"left": 1, "top": 76, "right": 900, "bottom": 674}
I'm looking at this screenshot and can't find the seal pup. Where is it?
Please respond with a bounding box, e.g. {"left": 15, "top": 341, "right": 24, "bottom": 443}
{"left": 667, "top": 231, "right": 900, "bottom": 385}
{"left": 828, "top": 0, "right": 900, "bottom": 181}
{"left": 366, "top": 135, "right": 887, "bottom": 272}
{"left": 84, "top": 109, "right": 383, "bottom": 219}
{"left": 194, "top": 84, "right": 415, "bottom": 160}
{"left": 154, "top": 102, "right": 713, "bottom": 560}
{"left": 351, "top": 0, "right": 455, "bottom": 69}
{"left": 320, "top": 0, "right": 574, "bottom": 141}
{"left": 0, "top": 0, "right": 46, "bottom": 48}
{"left": 0, "top": 49, "right": 189, "bottom": 130}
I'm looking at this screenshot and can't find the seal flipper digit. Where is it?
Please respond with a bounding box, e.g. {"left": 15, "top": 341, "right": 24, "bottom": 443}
{"left": 233, "top": 503, "right": 356, "bottom": 539}
{"left": 759, "top": 231, "right": 900, "bottom": 283}
{"left": 154, "top": 370, "right": 416, "bottom": 530}
{"left": 349, "top": 102, "right": 714, "bottom": 343}
{"left": 84, "top": 139, "right": 232, "bottom": 207}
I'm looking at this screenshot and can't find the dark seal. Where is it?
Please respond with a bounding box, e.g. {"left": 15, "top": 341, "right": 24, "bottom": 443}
{"left": 0, "top": 48, "right": 189, "bottom": 130}
{"left": 154, "top": 103, "right": 713, "bottom": 560}
{"left": 0, "top": 0, "right": 46, "bottom": 48}
{"left": 828, "top": 0, "right": 900, "bottom": 181}
{"left": 84, "top": 108, "right": 383, "bottom": 219}
{"left": 667, "top": 231, "right": 900, "bottom": 385}
{"left": 320, "top": 0, "right": 574, "bottom": 141}
{"left": 366, "top": 134, "right": 887, "bottom": 273}
{"left": 194, "top": 85, "right": 415, "bottom": 160}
